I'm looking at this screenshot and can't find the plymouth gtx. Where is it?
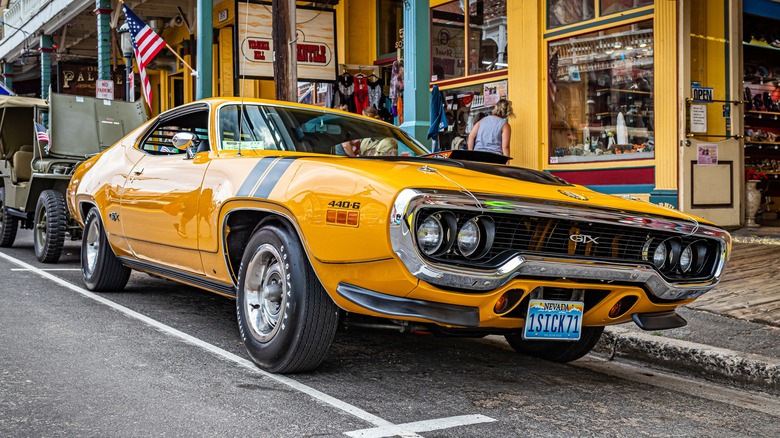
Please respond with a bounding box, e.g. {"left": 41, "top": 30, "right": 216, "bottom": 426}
{"left": 67, "top": 98, "right": 731, "bottom": 373}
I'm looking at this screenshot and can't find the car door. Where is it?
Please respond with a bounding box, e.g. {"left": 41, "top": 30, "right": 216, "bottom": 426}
{"left": 120, "top": 104, "right": 211, "bottom": 275}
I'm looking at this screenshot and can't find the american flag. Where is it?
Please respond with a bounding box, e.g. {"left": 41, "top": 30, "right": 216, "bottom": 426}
{"left": 123, "top": 4, "right": 165, "bottom": 110}
{"left": 35, "top": 122, "right": 49, "bottom": 143}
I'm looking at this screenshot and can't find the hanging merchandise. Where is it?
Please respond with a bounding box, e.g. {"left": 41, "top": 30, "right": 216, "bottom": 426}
{"left": 338, "top": 71, "right": 356, "bottom": 112}
{"left": 354, "top": 73, "right": 369, "bottom": 114}
{"left": 367, "top": 74, "right": 383, "bottom": 109}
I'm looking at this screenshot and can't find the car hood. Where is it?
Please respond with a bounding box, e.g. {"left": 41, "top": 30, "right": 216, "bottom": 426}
{"left": 295, "top": 155, "right": 707, "bottom": 225}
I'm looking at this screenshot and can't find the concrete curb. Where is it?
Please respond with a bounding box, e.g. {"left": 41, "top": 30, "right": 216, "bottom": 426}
{"left": 595, "top": 326, "right": 780, "bottom": 393}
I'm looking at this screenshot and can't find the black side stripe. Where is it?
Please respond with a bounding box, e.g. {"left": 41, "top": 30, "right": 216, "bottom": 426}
{"left": 236, "top": 157, "right": 277, "bottom": 197}
{"left": 252, "top": 158, "right": 297, "bottom": 199}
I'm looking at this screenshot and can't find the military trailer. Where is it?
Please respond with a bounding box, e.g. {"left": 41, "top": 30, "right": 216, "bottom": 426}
{"left": 0, "top": 93, "right": 146, "bottom": 262}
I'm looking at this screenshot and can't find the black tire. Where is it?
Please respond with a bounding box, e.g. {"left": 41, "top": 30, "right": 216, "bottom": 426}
{"left": 236, "top": 223, "right": 339, "bottom": 373}
{"left": 505, "top": 326, "right": 605, "bottom": 363}
{"left": 34, "top": 190, "right": 68, "bottom": 263}
{"left": 0, "top": 186, "right": 18, "bottom": 247}
{"left": 81, "top": 208, "right": 130, "bottom": 291}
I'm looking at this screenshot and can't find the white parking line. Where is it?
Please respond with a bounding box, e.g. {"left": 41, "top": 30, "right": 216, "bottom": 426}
{"left": 0, "top": 251, "right": 496, "bottom": 436}
{"left": 344, "top": 415, "right": 496, "bottom": 438}
{"left": 11, "top": 268, "right": 82, "bottom": 271}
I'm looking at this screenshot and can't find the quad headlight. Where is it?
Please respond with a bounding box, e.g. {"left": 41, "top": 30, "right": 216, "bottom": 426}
{"left": 679, "top": 244, "right": 693, "bottom": 273}
{"left": 417, "top": 215, "right": 444, "bottom": 255}
{"left": 415, "top": 212, "right": 494, "bottom": 260}
{"left": 642, "top": 236, "right": 713, "bottom": 277}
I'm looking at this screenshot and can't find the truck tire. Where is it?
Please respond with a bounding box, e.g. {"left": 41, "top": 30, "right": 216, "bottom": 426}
{"left": 236, "top": 223, "right": 339, "bottom": 373}
{"left": 0, "top": 186, "right": 18, "bottom": 247}
{"left": 34, "top": 190, "right": 68, "bottom": 263}
{"left": 81, "top": 208, "right": 130, "bottom": 291}
{"left": 505, "top": 326, "right": 604, "bottom": 363}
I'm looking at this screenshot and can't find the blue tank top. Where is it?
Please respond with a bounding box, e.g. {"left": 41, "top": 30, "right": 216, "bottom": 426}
{"left": 473, "top": 115, "right": 507, "bottom": 154}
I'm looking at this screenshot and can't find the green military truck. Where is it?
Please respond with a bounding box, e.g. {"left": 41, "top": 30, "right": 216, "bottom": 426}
{"left": 0, "top": 92, "right": 147, "bottom": 262}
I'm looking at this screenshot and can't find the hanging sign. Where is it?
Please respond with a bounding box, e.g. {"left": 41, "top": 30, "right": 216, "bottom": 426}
{"left": 691, "top": 86, "right": 714, "bottom": 102}
{"left": 236, "top": 1, "right": 337, "bottom": 82}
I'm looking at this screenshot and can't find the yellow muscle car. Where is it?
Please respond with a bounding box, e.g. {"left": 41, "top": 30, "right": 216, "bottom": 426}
{"left": 67, "top": 98, "right": 731, "bottom": 373}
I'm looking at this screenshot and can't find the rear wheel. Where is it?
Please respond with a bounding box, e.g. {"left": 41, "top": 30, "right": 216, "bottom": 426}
{"left": 505, "top": 326, "right": 604, "bottom": 363}
{"left": 0, "top": 186, "right": 18, "bottom": 247}
{"left": 34, "top": 190, "right": 67, "bottom": 263}
{"left": 81, "top": 208, "right": 130, "bottom": 291}
{"left": 236, "top": 223, "right": 339, "bottom": 373}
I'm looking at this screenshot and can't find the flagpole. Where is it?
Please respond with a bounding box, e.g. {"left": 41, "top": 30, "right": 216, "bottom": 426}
{"left": 164, "top": 43, "right": 198, "bottom": 78}
{"left": 118, "top": 0, "right": 198, "bottom": 78}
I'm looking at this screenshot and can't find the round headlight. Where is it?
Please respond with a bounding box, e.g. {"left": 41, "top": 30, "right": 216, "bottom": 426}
{"left": 457, "top": 218, "right": 481, "bottom": 257}
{"left": 680, "top": 244, "right": 693, "bottom": 273}
{"left": 653, "top": 243, "right": 667, "bottom": 268}
{"left": 417, "top": 215, "right": 444, "bottom": 255}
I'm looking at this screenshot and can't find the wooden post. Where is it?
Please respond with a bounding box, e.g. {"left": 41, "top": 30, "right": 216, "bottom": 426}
{"left": 273, "top": 0, "right": 297, "bottom": 102}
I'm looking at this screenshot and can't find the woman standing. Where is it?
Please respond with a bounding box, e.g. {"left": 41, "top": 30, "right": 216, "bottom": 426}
{"left": 467, "top": 99, "right": 513, "bottom": 157}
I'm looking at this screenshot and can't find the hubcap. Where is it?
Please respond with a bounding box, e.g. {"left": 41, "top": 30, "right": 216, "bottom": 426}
{"left": 35, "top": 206, "right": 47, "bottom": 247}
{"left": 244, "top": 243, "right": 288, "bottom": 342}
{"left": 85, "top": 219, "right": 100, "bottom": 274}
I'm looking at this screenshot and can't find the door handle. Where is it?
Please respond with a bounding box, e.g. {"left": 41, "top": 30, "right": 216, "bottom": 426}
{"left": 133, "top": 168, "right": 144, "bottom": 175}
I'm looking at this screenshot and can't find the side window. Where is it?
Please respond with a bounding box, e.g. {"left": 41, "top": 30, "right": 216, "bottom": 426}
{"left": 218, "top": 105, "right": 278, "bottom": 151}
{"left": 139, "top": 109, "right": 209, "bottom": 155}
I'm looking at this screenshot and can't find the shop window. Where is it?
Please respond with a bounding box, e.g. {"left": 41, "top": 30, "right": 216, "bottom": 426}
{"left": 600, "top": 0, "right": 653, "bottom": 16}
{"left": 433, "top": 80, "right": 509, "bottom": 151}
{"left": 468, "top": 0, "right": 508, "bottom": 75}
{"left": 432, "top": 2, "right": 466, "bottom": 80}
{"left": 547, "top": 0, "right": 595, "bottom": 29}
{"left": 378, "top": 0, "right": 403, "bottom": 59}
{"left": 547, "top": 20, "right": 654, "bottom": 164}
{"left": 432, "top": 0, "right": 507, "bottom": 81}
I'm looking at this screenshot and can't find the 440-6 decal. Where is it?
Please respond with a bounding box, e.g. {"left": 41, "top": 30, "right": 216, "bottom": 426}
{"left": 328, "top": 200, "right": 361, "bottom": 209}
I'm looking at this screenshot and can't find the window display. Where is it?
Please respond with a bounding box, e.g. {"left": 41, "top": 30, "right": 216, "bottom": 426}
{"left": 547, "top": 20, "right": 654, "bottom": 164}
{"left": 433, "top": 82, "right": 508, "bottom": 151}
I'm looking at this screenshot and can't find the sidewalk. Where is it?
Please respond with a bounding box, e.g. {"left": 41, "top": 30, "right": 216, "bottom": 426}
{"left": 594, "top": 231, "right": 780, "bottom": 395}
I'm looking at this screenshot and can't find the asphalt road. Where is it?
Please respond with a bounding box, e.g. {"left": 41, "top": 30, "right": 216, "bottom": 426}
{"left": 1, "top": 230, "right": 778, "bottom": 437}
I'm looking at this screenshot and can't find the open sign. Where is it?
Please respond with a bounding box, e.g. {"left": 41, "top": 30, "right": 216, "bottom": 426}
{"left": 692, "top": 86, "right": 713, "bottom": 102}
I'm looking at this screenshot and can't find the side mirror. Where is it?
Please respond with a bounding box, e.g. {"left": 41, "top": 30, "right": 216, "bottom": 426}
{"left": 172, "top": 132, "right": 200, "bottom": 160}
{"left": 171, "top": 132, "right": 200, "bottom": 149}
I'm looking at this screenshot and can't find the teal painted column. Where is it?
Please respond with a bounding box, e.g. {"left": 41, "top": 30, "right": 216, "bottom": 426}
{"left": 40, "top": 35, "right": 53, "bottom": 99}
{"left": 95, "top": 0, "right": 112, "bottom": 81}
{"left": 400, "top": 0, "right": 431, "bottom": 149}
{"left": 3, "top": 63, "right": 13, "bottom": 90}
{"left": 196, "top": 0, "right": 213, "bottom": 99}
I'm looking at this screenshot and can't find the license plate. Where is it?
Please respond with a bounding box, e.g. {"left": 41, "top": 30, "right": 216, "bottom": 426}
{"left": 523, "top": 299, "right": 584, "bottom": 341}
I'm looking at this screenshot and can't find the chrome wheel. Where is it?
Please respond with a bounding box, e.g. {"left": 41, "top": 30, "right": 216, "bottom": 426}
{"left": 84, "top": 217, "right": 100, "bottom": 275}
{"left": 244, "top": 243, "right": 287, "bottom": 343}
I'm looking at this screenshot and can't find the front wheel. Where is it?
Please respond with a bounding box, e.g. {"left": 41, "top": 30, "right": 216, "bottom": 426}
{"left": 34, "top": 190, "right": 67, "bottom": 263}
{"left": 81, "top": 208, "right": 130, "bottom": 291}
{"left": 0, "top": 186, "right": 18, "bottom": 247}
{"left": 505, "top": 326, "right": 604, "bottom": 363}
{"left": 236, "top": 223, "right": 339, "bottom": 373}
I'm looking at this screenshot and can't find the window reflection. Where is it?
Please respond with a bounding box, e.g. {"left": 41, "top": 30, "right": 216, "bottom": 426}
{"left": 469, "top": 0, "right": 508, "bottom": 75}
{"left": 600, "top": 0, "right": 653, "bottom": 16}
{"left": 548, "top": 21, "right": 655, "bottom": 164}
{"left": 432, "top": 2, "right": 466, "bottom": 80}
{"left": 547, "top": 0, "right": 595, "bottom": 29}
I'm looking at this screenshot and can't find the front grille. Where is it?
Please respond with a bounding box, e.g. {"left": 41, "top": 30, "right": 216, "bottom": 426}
{"left": 415, "top": 209, "right": 720, "bottom": 282}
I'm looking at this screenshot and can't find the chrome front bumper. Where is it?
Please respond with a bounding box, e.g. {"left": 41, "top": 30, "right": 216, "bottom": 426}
{"left": 390, "top": 188, "right": 731, "bottom": 301}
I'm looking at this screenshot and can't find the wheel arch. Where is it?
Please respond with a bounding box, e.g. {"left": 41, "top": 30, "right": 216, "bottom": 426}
{"left": 222, "top": 206, "right": 308, "bottom": 286}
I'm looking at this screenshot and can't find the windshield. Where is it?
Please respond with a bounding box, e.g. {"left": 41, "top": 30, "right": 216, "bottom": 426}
{"left": 217, "top": 103, "right": 428, "bottom": 157}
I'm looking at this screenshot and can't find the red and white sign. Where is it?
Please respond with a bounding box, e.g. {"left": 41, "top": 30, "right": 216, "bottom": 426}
{"left": 96, "top": 79, "right": 114, "bottom": 100}
{"left": 237, "top": 1, "right": 336, "bottom": 81}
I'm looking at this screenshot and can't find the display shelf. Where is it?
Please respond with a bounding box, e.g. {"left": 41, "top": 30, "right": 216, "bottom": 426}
{"left": 745, "top": 110, "right": 780, "bottom": 119}
{"left": 745, "top": 141, "right": 780, "bottom": 146}
{"left": 595, "top": 88, "right": 652, "bottom": 96}
{"left": 743, "top": 41, "right": 780, "bottom": 52}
